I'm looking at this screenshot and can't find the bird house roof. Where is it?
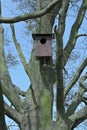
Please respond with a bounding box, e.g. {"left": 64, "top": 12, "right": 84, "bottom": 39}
{"left": 32, "top": 33, "right": 55, "bottom": 40}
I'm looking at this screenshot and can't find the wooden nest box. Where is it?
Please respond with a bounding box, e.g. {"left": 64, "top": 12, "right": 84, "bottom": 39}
{"left": 32, "top": 33, "right": 54, "bottom": 65}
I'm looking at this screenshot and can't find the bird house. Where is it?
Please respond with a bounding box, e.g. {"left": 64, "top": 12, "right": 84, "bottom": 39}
{"left": 32, "top": 34, "right": 54, "bottom": 60}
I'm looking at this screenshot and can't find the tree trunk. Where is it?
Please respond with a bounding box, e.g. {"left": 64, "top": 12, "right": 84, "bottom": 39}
{"left": 0, "top": 82, "right": 7, "bottom": 130}
{"left": 0, "top": 23, "right": 7, "bottom": 130}
{"left": 20, "top": 111, "right": 73, "bottom": 130}
{"left": 1, "top": 0, "right": 74, "bottom": 129}
{"left": 18, "top": 1, "right": 74, "bottom": 130}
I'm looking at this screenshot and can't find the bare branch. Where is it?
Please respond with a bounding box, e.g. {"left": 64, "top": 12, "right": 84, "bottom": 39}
{"left": 0, "top": 24, "right": 23, "bottom": 111}
{"left": 10, "top": 24, "right": 29, "bottom": 74}
{"left": 0, "top": 0, "right": 61, "bottom": 23}
{"left": 79, "top": 73, "right": 87, "bottom": 88}
{"left": 66, "top": 86, "right": 85, "bottom": 116}
{"left": 1, "top": 80, "right": 23, "bottom": 112}
{"left": 4, "top": 102, "right": 22, "bottom": 125}
{"left": 76, "top": 33, "right": 87, "bottom": 38}
{"left": 70, "top": 106, "right": 87, "bottom": 129}
{"left": 55, "top": 0, "right": 69, "bottom": 115}
{"left": 63, "top": 0, "right": 87, "bottom": 66}
{"left": 64, "top": 58, "right": 87, "bottom": 97}
{"left": 66, "top": 73, "right": 87, "bottom": 116}
{"left": 0, "top": 82, "right": 7, "bottom": 130}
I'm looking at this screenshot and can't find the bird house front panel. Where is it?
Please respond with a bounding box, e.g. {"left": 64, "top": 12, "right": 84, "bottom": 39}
{"left": 35, "top": 40, "right": 52, "bottom": 57}
{"left": 32, "top": 34, "right": 54, "bottom": 58}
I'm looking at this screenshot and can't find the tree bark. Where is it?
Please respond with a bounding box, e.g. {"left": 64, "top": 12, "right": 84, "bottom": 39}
{"left": 0, "top": 82, "right": 7, "bottom": 130}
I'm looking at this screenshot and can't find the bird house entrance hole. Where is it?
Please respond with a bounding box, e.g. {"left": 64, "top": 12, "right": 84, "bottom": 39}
{"left": 40, "top": 38, "right": 46, "bottom": 44}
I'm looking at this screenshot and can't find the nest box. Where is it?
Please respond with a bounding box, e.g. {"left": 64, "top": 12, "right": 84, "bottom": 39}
{"left": 32, "top": 34, "right": 54, "bottom": 60}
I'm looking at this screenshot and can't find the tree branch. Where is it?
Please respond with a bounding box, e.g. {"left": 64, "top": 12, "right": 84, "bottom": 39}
{"left": 66, "top": 74, "right": 87, "bottom": 116}
{"left": 66, "top": 86, "right": 85, "bottom": 116}
{"left": 63, "top": 0, "right": 87, "bottom": 67}
{"left": 1, "top": 80, "right": 23, "bottom": 112}
{"left": 70, "top": 106, "right": 87, "bottom": 129}
{"left": 64, "top": 58, "right": 87, "bottom": 97}
{"left": 76, "top": 33, "right": 87, "bottom": 38}
{"left": 0, "top": 24, "right": 23, "bottom": 112}
{"left": 0, "top": 82, "right": 7, "bottom": 130}
{"left": 0, "top": 0, "right": 61, "bottom": 23}
{"left": 10, "top": 24, "right": 29, "bottom": 75}
{"left": 55, "top": 0, "right": 69, "bottom": 115}
{"left": 4, "top": 102, "right": 22, "bottom": 125}
{"left": 79, "top": 73, "right": 87, "bottom": 88}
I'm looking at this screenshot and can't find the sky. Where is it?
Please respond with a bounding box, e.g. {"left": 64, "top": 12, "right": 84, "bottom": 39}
{"left": 1, "top": 0, "right": 87, "bottom": 130}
